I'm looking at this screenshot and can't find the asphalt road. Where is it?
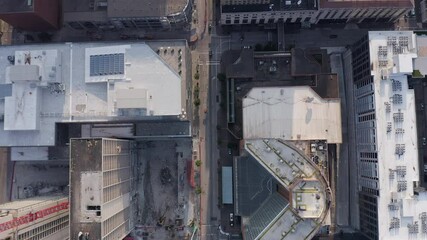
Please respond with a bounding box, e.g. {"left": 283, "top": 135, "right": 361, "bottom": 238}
{"left": 195, "top": 0, "right": 223, "bottom": 239}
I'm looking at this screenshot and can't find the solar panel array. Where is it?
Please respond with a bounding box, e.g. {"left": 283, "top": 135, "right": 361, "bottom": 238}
{"left": 90, "top": 53, "right": 125, "bottom": 76}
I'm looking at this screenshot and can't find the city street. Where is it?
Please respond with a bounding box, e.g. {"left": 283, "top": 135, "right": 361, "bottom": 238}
{"left": 192, "top": 0, "right": 222, "bottom": 239}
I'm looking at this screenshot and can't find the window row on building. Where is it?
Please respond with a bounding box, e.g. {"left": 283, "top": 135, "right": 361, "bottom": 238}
{"left": 355, "top": 94, "right": 375, "bottom": 114}
{"left": 103, "top": 181, "right": 131, "bottom": 204}
{"left": 102, "top": 207, "right": 130, "bottom": 239}
{"left": 221, "top": 7, "right": 407, "bottom": 25}
{"left": 17, "top": 215, "right": 68, "bottom": 240}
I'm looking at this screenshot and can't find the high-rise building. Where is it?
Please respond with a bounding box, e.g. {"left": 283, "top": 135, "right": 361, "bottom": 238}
{"left": 220, "top": 0, "right": 412, "bottom": 25}
{"left": 0, "top": 0, "right": 59, "bottom": 31}
{"left": 69, "top": 138, "right": 137, "bottom": 240}
{"left": 62, "top": 0, "right": 192, "bottom": 31}
{"left": 232, "top": 84, "right": 341, "bottom": 239}
{"left": 344, "top": 31, "right": 427, "bottom": 240}
{"left": 0, "top": 195, "right": 69, "bottom": 240}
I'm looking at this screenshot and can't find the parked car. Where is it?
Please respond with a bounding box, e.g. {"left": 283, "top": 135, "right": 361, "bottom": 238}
{"left": 229, "top": 213, "right": 234, "bottom": 227}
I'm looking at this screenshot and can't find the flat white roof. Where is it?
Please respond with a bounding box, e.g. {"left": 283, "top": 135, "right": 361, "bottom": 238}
{"left": 367, "top": 31, "right": 427, "bottom": 239}
{"left": 4, "top": 84, "right": 40, "bottom": 131}
{"left": 0, "top": 42, "right": 182, "bottom": 146}
{"left": 243, "top": 86, "right": 342, "bottom": 143}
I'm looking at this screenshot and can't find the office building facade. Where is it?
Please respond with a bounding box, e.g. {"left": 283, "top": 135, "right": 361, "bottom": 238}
{"left": 220, "top": 0, "right": 412, "bottom": 25}
{"left": 345, "top": 31, "right": 427, "bottom": 240}
{"left": 0, "top": 196, "right": 69, "bottom": 240}
{"left": 63, "top": 0, "right": 192, "bottom": 31}
{"left": 69, "top": 138, "right": 137, "bottom": 240}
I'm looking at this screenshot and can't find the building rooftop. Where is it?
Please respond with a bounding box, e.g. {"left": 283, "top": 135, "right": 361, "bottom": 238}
{"left": 226, "top": 49, "right": 338, "bottom": 99}
{"left": 0, "top": 0, "right": 34, "bottom": 13}
{"left": 63, "top": 0, "right": 190, "bottom": 17}
{"left": 0, "top": 195, "right": 66, "bottom": 212}
{"left": 291, "top": 179, "right": 325, "bottom": 218}
{"left": 0, "top": 42, "right": 183, "bottom": 147}
{"left": 107, "top": 0, "right": 190, "bottom": 17}
{"left": 319, "top": 0, "right": 413, "bottom": 9}
{"left": 69, "top": 138, "right": 134, "bottom": 239}
{"left": 243, "top": 86, "right": 342, "bottom": 143}
{"left": 291, "top": 48, "right": 330, "bottom": 76}
{"left": 226, "top": 49, "right": 255, "bottom": 79}
{"left": 241, "top": 139, "right": 330, "bottom": 240}
{"left": 261, "top": 206, "right": 318, "bottom": 240}
{"left": 242, "top": 192, "right": 289, "bottom": 240}
{"left": 222, "top": 0, "right": 318, "bottom": 13}
{"left": 0, "top": 195, "right": 68, "bottom": 237}
{"left": 366, "top": 31, "right": 427, "bottom": 239}
{"left": 234, "top": 155, "right": 279, "bottom": 216}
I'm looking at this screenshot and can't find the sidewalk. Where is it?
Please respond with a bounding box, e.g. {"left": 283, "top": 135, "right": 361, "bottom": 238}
{"left": 0, "top": 20, "right": 12, "bottom": 45}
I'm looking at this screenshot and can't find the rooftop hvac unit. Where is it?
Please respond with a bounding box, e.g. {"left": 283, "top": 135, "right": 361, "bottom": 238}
{"left": 385, "top": 102, "right": 391, "bottom": 113}
{"left": 390, "top": 217, "right": 400, "bottom": 229}
{"left": 393, "top": 111, "right": 404, "bottom": 122}
{"left": 389, "top": 169, "right": 395, "bottom": 180}
{"left": 395, "top": 128, "right": 405, "bottom": 135}
{"left": 392, "top": 80, "right": 402, "bottom": 92}
{"left": 397, "top": 181, "right": 407, "bottom": 192}
{"left": 395, "top": 144, "right": 405, "bottom": 156}
{"left": 387, "top": 122, "right": 392, "bottom": 133}
{"left": 408, "top": 222, "right": 419, "bottom": 234}
{"left": 391, "top": 94, "right": 403, "bottom": 104}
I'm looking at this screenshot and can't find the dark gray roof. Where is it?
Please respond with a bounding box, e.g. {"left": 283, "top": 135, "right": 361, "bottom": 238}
{"left": 135, "top": 120, "right": 191, "bottom": 137}
{"left": 225, "top": 49, "right": 255, "bottom": 79}
{"left": 0, "top": 84, "right": 12, "bottom": 99}
{"left": 222, "top": 0, "right": 318, "bottom": 13}
{"left": 107, "top": 0, "right": 189, "bottom": 17}
{"left": 0, "top": 0, "right": 34, "bottom": 13}
{"left": 234, "top": 155, "right": 279, "bottom": 216}
{"left": 243, "top": 193, "right": 288, "bottom": 240}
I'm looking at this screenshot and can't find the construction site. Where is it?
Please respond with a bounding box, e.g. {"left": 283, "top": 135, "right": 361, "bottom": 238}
{"left": 134, "top": 139, "right": 196, "bottom": 240}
